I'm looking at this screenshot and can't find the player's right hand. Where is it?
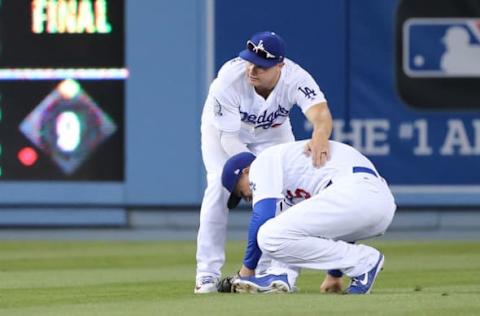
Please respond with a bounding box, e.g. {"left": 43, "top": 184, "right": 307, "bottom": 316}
{"left": 303, "top": 136, "right": 330, "bottom": 167}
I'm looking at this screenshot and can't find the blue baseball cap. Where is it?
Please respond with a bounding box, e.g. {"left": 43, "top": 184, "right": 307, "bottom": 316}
{"left": 221, "top": 152, "right": 256, "bottom": 209}
{"left": 239, "top": 31, "right": 286, "bottom": 68}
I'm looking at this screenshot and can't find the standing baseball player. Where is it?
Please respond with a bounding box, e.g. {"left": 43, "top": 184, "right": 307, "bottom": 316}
{"left": 220, "top": 140, "right": 396, "bottom": 294}
{"left": 196, "top": 31, "right": 333, "bottom": 293}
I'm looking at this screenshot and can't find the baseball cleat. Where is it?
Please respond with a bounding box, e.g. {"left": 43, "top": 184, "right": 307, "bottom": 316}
{"left": 232, "top": 273, "right": 292, "bottom": 294}
{"left": 194, "top": 276, "right": 219, "bottom": 294}
{"left": 346, "top": 253, "right": 384, "bottom": 294}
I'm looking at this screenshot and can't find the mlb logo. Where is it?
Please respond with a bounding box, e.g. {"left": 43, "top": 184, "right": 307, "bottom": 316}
{"left": 403, "top": 18, "right": 480, "bottom": 77}
{"left": 395, "top": 0, "right": 480, "bottom": 110}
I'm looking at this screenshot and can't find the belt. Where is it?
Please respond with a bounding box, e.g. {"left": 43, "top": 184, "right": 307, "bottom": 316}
{"left": 352, "top": 166, "right": 378, "bottom": 177}
{"left": 325, "top": 166, "right": 378, "bottom": 188}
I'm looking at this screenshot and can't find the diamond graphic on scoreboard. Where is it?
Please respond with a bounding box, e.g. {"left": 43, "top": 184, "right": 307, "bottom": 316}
{"left": 19, "top": 79, "right": 117, "bottom": 174}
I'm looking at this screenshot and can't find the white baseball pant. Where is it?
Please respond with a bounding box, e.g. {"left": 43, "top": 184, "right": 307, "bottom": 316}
{"left": 196, "top": 122, "right": 293, "bottom": 280}
{"left": 258, "top": 172, "right": 396, "bottom": 285}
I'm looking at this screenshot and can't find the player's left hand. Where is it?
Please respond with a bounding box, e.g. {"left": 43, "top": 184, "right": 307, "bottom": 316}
{"left": 217, "top": 265, "right": 255, "bottom": 293}
{"left": 239, "top": 265, "right": 255, "bottom": 277}
{"left": 217, "top": 273, "right": 240, "bottom": 293}
{"left": 304, "top": 133, "right": 330, "bottom": 167}
{"left": 320, "top": 274, "right": 343, "bottom": 294}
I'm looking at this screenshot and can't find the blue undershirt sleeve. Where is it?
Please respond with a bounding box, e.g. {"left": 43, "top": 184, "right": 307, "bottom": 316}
{"left": 242, "top": 198, "right": 277, "bottom": 269}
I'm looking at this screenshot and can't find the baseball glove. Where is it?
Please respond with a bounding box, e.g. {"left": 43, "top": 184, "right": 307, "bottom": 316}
{"left": 217, "top": 273, "right": 240, "bottom": 293}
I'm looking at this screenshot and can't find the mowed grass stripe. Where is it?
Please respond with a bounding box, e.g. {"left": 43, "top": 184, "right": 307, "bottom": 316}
{"left": 0, "top": 241, "right": 479, "bottom": 316}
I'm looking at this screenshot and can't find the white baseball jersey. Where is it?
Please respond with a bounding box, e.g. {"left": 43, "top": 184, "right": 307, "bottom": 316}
{"left": 197, "top": 57, "right": 327, "bottom": 281}
{"left": 244, "top": 140, "right": 395, "bottom": 285}
{"left": 201, "top": 57, "right": 326, "bottom": 146}
{"left": 249, "top": 140, "right": 378, "bottom": 206}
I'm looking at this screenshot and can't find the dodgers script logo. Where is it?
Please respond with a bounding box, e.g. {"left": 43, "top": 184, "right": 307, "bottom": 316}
{"left": 403, "top": 18, "right": 480, "bottom": 77}
{"left": 239, "top": 105, "right": 289, "bottom": 129}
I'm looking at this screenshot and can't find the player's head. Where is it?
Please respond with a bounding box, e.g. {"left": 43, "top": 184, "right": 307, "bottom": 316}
{"left": 239, "top": 31, "right": 286, "bottom": 69}
{"left": 221, "top": 152, "right": 256, "bottom": 209}
{"left": 239, "top": 32, "right": 286, "bottom": 90}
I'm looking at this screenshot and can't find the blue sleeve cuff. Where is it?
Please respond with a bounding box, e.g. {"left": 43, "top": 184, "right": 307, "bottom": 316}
{"left": 327, "top": 269, "right": 344, "bottom": 278}
{"left": 242, "top": 198, "right": 277, "bottom": 269}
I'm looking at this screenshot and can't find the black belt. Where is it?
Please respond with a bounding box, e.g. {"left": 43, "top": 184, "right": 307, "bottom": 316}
{"left": 325, "top": 166, "right": 378, "bottom": 188}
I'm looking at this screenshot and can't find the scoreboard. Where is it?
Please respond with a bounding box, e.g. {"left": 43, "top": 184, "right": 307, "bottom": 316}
{"left": 0, "top": 0, "right": 125, "bottom": 181}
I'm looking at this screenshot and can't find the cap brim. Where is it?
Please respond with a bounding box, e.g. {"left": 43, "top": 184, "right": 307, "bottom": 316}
{"left": 239, "top": 50, "right": 280, "bottom": 68}
{"left": 227, "top": 193, "right": 242, "bottom": 209}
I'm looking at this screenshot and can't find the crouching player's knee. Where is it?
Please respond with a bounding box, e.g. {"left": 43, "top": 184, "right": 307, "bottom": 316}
{"left": 257, "top": 221, "right": 283, "bottom": 256}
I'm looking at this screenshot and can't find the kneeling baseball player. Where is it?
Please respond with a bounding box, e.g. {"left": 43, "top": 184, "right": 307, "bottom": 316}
{"left": 219, "top": 140, "right": 396, "bottom": 294}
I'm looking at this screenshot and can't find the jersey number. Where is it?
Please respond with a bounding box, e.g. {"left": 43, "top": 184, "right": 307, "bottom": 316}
{"left": 286, "top": 188, "right": 311, "bottom": 204}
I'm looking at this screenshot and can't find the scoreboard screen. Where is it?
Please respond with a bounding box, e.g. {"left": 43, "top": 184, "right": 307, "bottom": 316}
{"left": 0, "top": 0, "right": 125, "bottom": 181}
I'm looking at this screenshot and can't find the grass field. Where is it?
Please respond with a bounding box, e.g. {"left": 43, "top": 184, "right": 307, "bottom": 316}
{"left": 0, "top": 240, "right": 479, "bottom": 316}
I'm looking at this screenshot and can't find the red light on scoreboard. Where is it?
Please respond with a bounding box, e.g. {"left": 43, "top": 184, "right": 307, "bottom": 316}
{"left": 17, "top": 147, "right": 38, "bottom": 166}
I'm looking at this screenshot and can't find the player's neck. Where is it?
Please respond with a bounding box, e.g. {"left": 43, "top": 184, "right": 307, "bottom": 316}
{"left": 254, "top": 72, "right": 281, "bottom": 99}
{"left": 254, "top": 86, "right": 274, "bottom": 99}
